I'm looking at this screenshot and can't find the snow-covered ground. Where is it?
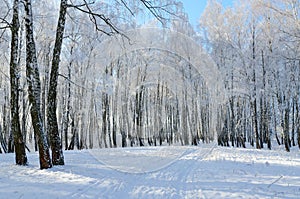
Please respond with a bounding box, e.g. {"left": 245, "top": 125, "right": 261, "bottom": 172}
{"left": 1, "top": 144, "right": 300, "bottom": 199}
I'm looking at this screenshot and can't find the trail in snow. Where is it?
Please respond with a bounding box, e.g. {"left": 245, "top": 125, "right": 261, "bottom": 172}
{"left": 0, "top": 144, "right": 300, "bottom": 199}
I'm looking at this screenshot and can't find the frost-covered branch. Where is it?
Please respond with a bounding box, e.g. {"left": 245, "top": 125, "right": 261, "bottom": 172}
{"left": 58, "top": 73, "right": 90, "bottom": 90}
{"left": 140, "top": 0, "right": 166, "bottom": 24}
{"left": 67, "top": 0, "right": 121, "bottom": 36}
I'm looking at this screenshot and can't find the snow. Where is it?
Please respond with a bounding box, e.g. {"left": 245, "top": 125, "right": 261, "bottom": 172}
{"left": 1, "top": 144, "right": 300, "bottom": 199}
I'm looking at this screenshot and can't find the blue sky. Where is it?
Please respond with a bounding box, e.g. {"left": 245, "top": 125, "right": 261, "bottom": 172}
{"left": 181, "top": 0, "right": 234, "bottom": 28}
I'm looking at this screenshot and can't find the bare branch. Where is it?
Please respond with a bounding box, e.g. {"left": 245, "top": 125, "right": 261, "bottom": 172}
{"left": 120, "top": 0, "right": 135, "bottom": 17}
{"left": 68, "top": 0, "right": 121, "bottom": 36}
{"left": 68, "top": 0, "right": 95, "bottom": 8}
{"left": 139, "top": 0, "right": 166, "bottom": 24}
{"left": 67, "top": 0, "right": 178, "bottom": 42}
{"left": 0, "top": 25, "right": 10, "bottom": 29}
{"left": 0, "top": 8, "right": 12, "bottom": 29}
{"left": 58, "top": 73, "right": 92, "bottom": 91}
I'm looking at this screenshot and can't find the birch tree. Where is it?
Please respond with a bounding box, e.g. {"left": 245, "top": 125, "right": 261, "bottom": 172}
{"left": 10, "top": 0, "right": 27, "bottom": 165}
{"left": 47, "top": 0, "right": 67, "bottom": 166}
{"left": 24, "top": 0, "right": 52, "bottom": 169}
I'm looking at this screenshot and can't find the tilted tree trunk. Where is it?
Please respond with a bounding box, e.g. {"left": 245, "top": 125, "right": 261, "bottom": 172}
{"left": 10, "top": 0, "right": 27, "bottom": 165}
{"left": 47, "top": 0, "right": 67, "bottom": 165}
{"left": 24, "top": 0, "right": 52, "bottom": 169}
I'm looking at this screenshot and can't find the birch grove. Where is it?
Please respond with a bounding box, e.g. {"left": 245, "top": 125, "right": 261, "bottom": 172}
{"left": 0, "top": 0, "right": 300, "bottom": 169}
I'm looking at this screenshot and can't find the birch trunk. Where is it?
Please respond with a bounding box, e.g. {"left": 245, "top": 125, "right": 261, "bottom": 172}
{"left": 47, "top": 0, "right": 67, "bottom": 165}
{"left": 24, "top": 0, "right": 52, "bottom": 169}
{"left": 10, "top": 0, "right": 27, "bottom": 165}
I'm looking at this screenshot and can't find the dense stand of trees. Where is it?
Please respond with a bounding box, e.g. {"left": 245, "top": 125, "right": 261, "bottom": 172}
{"left": 0, "top": 0, "right": 181, "bottom": 168}
{"left": 0, "top": 0, "right": 299, "bottom": 169}
{"left": 201, "top": 0, "right": 300, "bottom": 151}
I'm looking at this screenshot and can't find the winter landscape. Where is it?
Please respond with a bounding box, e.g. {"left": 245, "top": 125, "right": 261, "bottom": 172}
{"left": 1, "top": 0, "right": 300, "bottom": 198}
{"left": 1, "top": 144, "right": 300, "bottom": 199}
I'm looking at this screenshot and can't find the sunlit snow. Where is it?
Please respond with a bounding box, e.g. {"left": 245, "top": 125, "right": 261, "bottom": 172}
{"left": 1, "top": 144, "right": 300, "bottom": 198}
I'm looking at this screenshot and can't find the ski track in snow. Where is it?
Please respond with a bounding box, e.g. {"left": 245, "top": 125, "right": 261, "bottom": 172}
{"left": 0, "top": 144, "right": 300, "bottom": 199}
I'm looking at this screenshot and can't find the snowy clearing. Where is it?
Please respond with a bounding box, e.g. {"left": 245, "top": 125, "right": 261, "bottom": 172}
{"left": 1, "top": 144, "right": 300, "bottom": 199}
